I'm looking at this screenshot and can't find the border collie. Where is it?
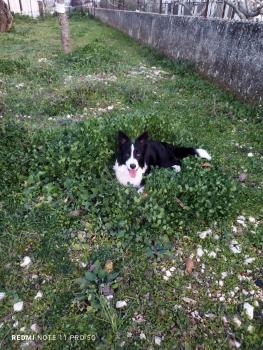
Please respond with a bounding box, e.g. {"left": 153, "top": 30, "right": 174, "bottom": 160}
{"left": 113, "top": 131, "right": 211, "bottom": 191}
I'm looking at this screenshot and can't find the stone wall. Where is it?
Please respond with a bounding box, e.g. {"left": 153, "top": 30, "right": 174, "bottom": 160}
{"left": 92, "top": 8, "right": 263, "bottom": 103}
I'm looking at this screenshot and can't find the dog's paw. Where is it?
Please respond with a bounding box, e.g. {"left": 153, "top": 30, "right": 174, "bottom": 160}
{"left": 196, "top": 149, "right": 212, "bottom": 161}
{"left": 172, "top": 165, "right": 181, "bottom": 173}
{"left": 137, "top": 186, "right": 144, "bottom": 194}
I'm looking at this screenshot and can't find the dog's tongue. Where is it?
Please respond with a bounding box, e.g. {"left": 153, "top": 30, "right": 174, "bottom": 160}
{"left": 129, "top": 169, "right": 137, "bottom": 178}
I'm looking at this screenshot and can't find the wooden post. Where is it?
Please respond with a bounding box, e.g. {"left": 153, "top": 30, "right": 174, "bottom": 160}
{"left": 204, "top": 0, "right": 209, "bottom": 17}
{"left": 38, "top": 0, "right": 44, "bottom": 18}
{"left": 56, "top": 0, "right": 70, "bottom": 53}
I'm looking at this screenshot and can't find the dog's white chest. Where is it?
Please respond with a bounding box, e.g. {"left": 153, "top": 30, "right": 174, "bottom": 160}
{"left": 113, "top": 160, "right": 146, "bottom": 187}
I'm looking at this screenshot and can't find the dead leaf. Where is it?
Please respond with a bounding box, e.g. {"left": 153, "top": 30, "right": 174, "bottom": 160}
{"left": 185, "top": 257, "right": 194, "bottom": 274}
{"left": 105, "top": 260, "right": 113, "bottom": 273}
{"left": 141, "top": 192, "right": 148, "bottom": 199}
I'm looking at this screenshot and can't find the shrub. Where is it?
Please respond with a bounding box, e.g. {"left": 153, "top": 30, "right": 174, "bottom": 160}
{"left": 16, "top": 113, "right": 239, "bottom": 248}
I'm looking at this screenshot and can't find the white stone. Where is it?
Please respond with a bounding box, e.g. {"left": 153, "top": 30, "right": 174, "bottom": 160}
{"left": 197, "top": 247, "right": 204, "bottom": 257}
{"left": 106, "top": 295, "right": 113, "bottom": 301}
{"left": 244, "top": 257, "right": 255, "bottom": 265}
{"left": 116, "top": 300, "right": 127, "bottom": 309}
{"left": 214, "top": 234, "right": 219, "bottom": 240}
{"left": 233, "top": 316, "right": 241, "bottom": 327}
{"left": 230, "top": 339, "right": 241, "bottom": 348}
{"left": 139, "top": 332, "right": 146, "bottom": 340}
{"left": 199, "top": 229, "right": 212, "bottom": 239}
{"left": 0, "top": 292, "right": 6, "bottom": 301}
{"left": 219, "top": 280, "right": 224, "bottom": 287}
{"left": 243, "top": 302, "right": 254, "bottom": 320}
{"left": 229, "top": 240, "right": 241, "bottom": 254}
{"left": 221, "top": 272, "right": 228, "bottom": 279}
{"left": 20, "top": 327, "right": 26, "bottom": 332}
{"left": 165, "top": 270, "right": 172, "bottom": 277}
{"left": 248, "top": 216, "right": 256, "bottom": 223}
{"left": 30, "top": 324, "right": 39, "bottom": 333}
{"left": 232, "top": 225, "right": 237, "bottom": 233}
{"left": 13, "top": 301, "right": 23, "bottom": 312}
{"left": 163, "top": 275, "right": 169, "bottom": 281}
{"left": 247, "top": 152, "right": 253, "bottom": 157}
{"left": 247, "top": 325, "right": 254, "bottom": 333}
{"left": 154, "top": 336, "right": 162, "bottom": 346}
{"left": 170, "top": 267, "right": 176, "bottom": 272}
{"left": 34, "top": 291, "right": 43, "bottom": 300}
{"left": 208, "top": 251, "right": 217, "bottom": 258}
{"left": 20, "top": 256, "right": 32, "bottom": 268}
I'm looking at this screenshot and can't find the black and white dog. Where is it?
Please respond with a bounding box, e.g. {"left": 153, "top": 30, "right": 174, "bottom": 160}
{"left": 113, "top": 131, "right": 211, "bottom": 191}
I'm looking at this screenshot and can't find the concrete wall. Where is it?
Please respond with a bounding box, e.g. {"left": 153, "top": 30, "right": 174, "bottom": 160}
{"left": 92, "top": 8, "right": 263, "bottom": 103}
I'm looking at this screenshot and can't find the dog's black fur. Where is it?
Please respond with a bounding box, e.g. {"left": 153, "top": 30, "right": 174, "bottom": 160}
{"left": 114, "top": 131, "right": 211, "bottom": 188}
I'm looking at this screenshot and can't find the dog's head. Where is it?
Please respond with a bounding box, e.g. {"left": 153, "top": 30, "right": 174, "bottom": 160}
{"left": 117, "top": 131, "right": 148, "bottom": 178}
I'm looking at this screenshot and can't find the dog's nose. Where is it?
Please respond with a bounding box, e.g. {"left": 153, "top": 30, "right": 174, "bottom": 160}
{"left": 130, "top": 164, "right": 136, "bottom": 169}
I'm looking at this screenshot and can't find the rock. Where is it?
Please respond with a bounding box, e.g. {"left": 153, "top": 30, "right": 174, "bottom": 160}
{"left": 30, "top": 323, "right": 40, "bottom": 333}
{"left": 139, "top": 332, "right": 146, "bottom": 340}
{"left": 116, "top": 300, "right": 127, "bottom": 309}
{"left": 243, "top": 302, "right": 254, "bottom": 320}
{"left": 154, "top": 336, "right": 162, "bottom": 346}
{"left": 233, "top": 316, "right": 241, "bottom": 327}
{"left": 165, "top": 270, "right": 172, "bottom": 277}
{"left": 20, "top": 256, "right": 32, "bottom": 268}
{"left": 0, "top": 292, "right": 6, "bottom": 301}
{"left": 197, "top": 247, "right": 204, "bottom": 257}
{"left": 34, "top": 291, "right": 43, "bottom": 300}
{"left": 13, "top": 301, "right": 23, "bottom": 312}
{"left": 199, "top": 228, "right": 212, "bottom": 239}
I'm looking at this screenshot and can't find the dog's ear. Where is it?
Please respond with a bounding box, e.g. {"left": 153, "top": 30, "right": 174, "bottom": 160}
{"left": 136, "top": 131, "right": 149, "bottom": 145}
{"left": 118, "top": 131, "right": 129, "bottom": 145}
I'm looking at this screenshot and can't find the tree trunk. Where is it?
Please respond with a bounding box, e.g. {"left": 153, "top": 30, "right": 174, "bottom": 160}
{"left": 56, "top": 0, "right": 70, "bottom": 53}
{"left": 38, "top": 0, "right": 44, "bottom": 18}
{"left": 0, "top": 0, "right": 13, "bottom": 32}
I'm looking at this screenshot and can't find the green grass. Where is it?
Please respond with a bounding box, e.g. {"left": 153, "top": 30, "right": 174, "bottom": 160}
{"left": 0, "top": 14, "right": 262, "bottom": 349}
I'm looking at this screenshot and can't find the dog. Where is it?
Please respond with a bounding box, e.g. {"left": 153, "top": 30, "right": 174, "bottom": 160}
{"left": 113, "top": 131, "right": 211, "bottom": 191}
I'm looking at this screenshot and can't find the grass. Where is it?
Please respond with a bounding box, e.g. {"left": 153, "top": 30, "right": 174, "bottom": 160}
{"left": 0, "top": 13, "right": 263, "bottom": 349}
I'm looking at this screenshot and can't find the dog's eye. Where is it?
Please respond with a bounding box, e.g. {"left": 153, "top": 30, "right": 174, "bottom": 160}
{"left": 135, "top": 151, "right": 141, "bottom": 157}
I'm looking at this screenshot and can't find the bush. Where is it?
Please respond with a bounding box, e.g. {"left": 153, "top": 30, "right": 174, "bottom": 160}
{"left": 14, "top": 112, "right": 239, "bottom": 248}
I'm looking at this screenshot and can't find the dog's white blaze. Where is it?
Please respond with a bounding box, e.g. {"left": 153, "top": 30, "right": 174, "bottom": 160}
{"left": 196, "top": 149, "right": 212, "bottom": 161}
{"left": 126, "top": 144, "right": 139, "bottom": 169}
{"left": 113, "top": 160, "right": 147, "bottom": 188}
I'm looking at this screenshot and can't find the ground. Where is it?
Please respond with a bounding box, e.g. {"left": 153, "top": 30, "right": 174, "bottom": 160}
{"left": 0, "top": 14, "right": 262, "bottom": 350}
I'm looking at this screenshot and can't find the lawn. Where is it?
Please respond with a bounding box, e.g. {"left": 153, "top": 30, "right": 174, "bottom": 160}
{"left": 0, "top": 14, "right": 262, "bottom": 350}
